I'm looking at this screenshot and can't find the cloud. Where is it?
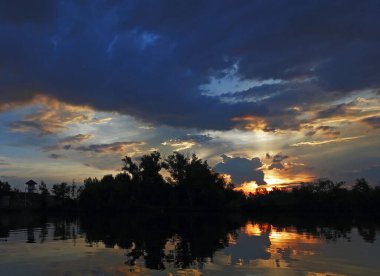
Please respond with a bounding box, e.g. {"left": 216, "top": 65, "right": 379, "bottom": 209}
{"left": 292, "top": 136, "right": 364, "bottom": 147}
{"left": 362, "top": 116, "right": 380, "bottom": 129}
{"left": 268, "top": 153, "right": 289, "bottom": 170}
{"left": 42, "top": 133, "right": 93, "bottom": 151}
{"left": 7, "top": 96, "right": 112, "bottom": 136}
{"left": 315, "top": 126, "right": 340, "bottom": 137}
{"left": 184, "top": 134, "right": 213, "bottom": 143}
{"left": 317, "top": 104, "right": 351, "bottom": 119}
{"left": 0, "top": 160, "right": 11, "bottom": 167}
{"left": 272, "top": 153, "right": 289, "bottom": 163}
{"left": 7, "top": 96, "right": 94, "bottom": 135}
{"left": 48, "top": 153, "right": 65, "bottom": 159}
{"left": 0, "top": 99, "right": 35, "bottom": 112}
{"left": 214, "top": 155, "right": 266, "bottom": 185}
{"left": 60, "top": 134, "right": 93, "bottom": 144}
{"left": 76, "top": 141, "right": 145, "bottom": 155}
{"left": 304, "top": 125, "right": 341, "bottom": 138}
{"left": 9, "top": 120, "right": 58, "bottom": 135}
{"left": 161, "top": 134, "right": 212, "bottom": 151}
{"left": 0, "top": 1, "right": 379, "bottom": 186}
{"left": 0, "top": 0, "right": 57, "bottom": 25}
{"left": 161, "top": 140, "right": 196, "bottom": 151}
{"left": 0, "top": 1, "right": 379, "bottom": 131}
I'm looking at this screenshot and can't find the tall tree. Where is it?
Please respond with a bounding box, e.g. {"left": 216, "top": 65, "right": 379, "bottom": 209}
{"left": 52, "top": 182, "right": 71, "bottom": 205}
{"left": 39, "top": 181, "right": 50, "bottom": 209}
{"left": 39, "top": 181, "right": 49, "bottom": 195}
{"left": 0, "top": 180, "right": 11, "bottom": 194}
{"left": 122, "top": 156, "right": 140, "bottom": 183}
{"left": 140, "top": 151, "right": 165, "bottom": 186}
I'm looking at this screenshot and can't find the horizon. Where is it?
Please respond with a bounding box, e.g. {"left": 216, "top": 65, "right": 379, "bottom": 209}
{"left": 1, "top": 1, "right": 380, "bottom": 191}
{"left": 0, "top": 150, "right": 371, "bottom": 195}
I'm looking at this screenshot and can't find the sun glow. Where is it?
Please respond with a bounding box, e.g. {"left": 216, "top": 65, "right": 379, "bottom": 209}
{"left": 234, "top": 169, "right": 315, "bottom": 195}
{"left": 220, "top": 173, "right": 232, "bottom": 185}
{"left": 234, "top": 181, "right": 282, "bottom": 195}
{"left": 234, "top": 181, "right": 259, "bottom": 194}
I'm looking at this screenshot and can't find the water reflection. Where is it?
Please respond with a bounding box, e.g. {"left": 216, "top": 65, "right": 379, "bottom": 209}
{"left": 80, "top": 214, "right": 244, "bottom": 270}
{"left": 0, "top": 213, "right": 379, "bottom": 275}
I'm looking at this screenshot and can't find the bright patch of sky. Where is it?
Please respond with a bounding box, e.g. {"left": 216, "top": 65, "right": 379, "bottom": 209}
{"left": 200, "top": 64, "right": 283, "bottom": 97}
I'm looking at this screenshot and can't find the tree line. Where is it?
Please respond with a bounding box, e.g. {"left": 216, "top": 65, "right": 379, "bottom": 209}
{"left": 79, "top": 151, "right": 244, "bottom": 211}
{"left": 243, "top": 178, "right": 380, "bottom": 215}
{"left": 1, "top": 151, "right": 379, "bottom": 215}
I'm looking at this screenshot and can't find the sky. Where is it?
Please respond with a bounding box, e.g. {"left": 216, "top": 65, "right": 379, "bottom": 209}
{"left": 0, "top": 0, "right": 379, "bottom": 190}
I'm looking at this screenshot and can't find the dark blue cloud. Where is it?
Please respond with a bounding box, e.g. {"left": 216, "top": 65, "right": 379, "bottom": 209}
{"left": 1, "top": 0, "right": 379, "bottom": 130}
{"left": 362, "top": 116, "right": 380, "bottom": 129}
{"left": 214, "top": 155, "right": 266, "bottom": 185}
{"left": 48, "top": 153, "right": 65, "bottom": 159}
{"left": 0, "top": 0, "right": 57, "bottom": 25}
{"left": 268, "top": 153, "right": 288, "bottom": 170}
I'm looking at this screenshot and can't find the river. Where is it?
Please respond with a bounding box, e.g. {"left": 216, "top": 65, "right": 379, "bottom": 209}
{"left": 0, "top": 213, "right": 379, "bottom": 275}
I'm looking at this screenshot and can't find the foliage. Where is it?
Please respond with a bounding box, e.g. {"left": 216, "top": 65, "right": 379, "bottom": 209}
{"left": 243, "top": 178, "right": 380, "bottom": 215}
{"left": 78, "top": 151, "right": 244, "bottom": 211}
{"left": 353, "top": 178, "right": 371, "bottom": 193}
{"left": 39, "top": 181, "right": 50, "bottom": 196}
{"left": 39, "top": 181, "right": 50, "bottom": 209}
{"left": 78, "top": 151, "right": 379, "bottom": 213}
{"left": 52, "top": 182, "right": 71, "bottom": 204}
{"left": 163, "top": 152, "right": 229, "bottom": 209}
{"left": 1, "top": 151, "right": 378, "bottom": 214}
{"left": 0, "top": 180, "right": 11, "bottom": 194}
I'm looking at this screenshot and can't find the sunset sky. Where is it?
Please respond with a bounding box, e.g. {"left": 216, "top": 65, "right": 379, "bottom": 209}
{"left": 0, "top": 0, "right": 379, "bottom": 189}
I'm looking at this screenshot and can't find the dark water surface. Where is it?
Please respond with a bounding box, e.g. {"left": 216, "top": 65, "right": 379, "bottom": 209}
{"left": 0, "top": 213, "right": 380, "bottom": 275}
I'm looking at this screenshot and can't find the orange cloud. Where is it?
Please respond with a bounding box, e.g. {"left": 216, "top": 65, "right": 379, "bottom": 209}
{"left": 232, "top": 115, "right": 269, "bottom": 131}
{"left": 234, "top": 167, "right": 315, "bottom": 195}
{"left": 76, "top": 141, "right": 145, "bottom": 155}
{"left": 60, "top": 134, "right": 93, "bottom": 144}
{"left": 292, "top": 136, "right": 364, "bottom": 147}
{"left": 7, "top": 95, "right": 112, "bottom": 135}
{"left": 161, "top": 140, "right": 196, "bottom": 150}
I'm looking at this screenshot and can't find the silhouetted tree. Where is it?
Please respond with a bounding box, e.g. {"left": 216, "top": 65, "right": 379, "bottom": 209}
{"left": 39, "top": 181, "right": 50, "bottom": 209}
{"left": 122, "top": 156, "right": 140, "bottom": 182}
{"left": 39, "top": 181, "right": 49, "bottom": 194}
{"left": 139, "top": 151, "right": 169, "bottom": 205}
{"left": 76, "top": 151, "right": 379, "bottom": 214}
{"left": 52, "top": 182, "right": 71, "bottom": 206}
{"left": 0, "top": 180, "right": 11, "bottom": 194}
{"left": 78, "top": 151, "right": 245, "bottom": 211}
{"left": 353, "top": 178, "right": 371, "bottom": 193}
{"left": 164, "top": 152, "right": 188, "bottom": 186}
{"left": 164, "top": 152, "right": 227, "bottom": 209}
{"left": 70, "top": 184, "right": 77, "bottom": 199}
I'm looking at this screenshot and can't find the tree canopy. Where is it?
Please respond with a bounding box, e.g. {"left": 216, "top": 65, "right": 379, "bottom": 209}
{"left": 79, "top": 151, "right": 244, "bottom": 211}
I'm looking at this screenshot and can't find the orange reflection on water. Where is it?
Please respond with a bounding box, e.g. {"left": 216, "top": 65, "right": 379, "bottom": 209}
{"left": 244, "top": 222, "right": 319, "bottom": 244}
{"left": 269, "top": 228, "right": 320, "bottom": 245}
{"left": 307, "top": 273, "right": 347, "bottom": 276}
{"left": 243, "top": 222, "right": 320, "bottom": 263}
{"left": 244, "top": 223, "right": 262, "bottom": 236}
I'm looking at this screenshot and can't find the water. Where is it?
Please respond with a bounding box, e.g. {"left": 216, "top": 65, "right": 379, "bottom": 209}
{"left": 0, "top": 213, "right": 379, "bottom": 275}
